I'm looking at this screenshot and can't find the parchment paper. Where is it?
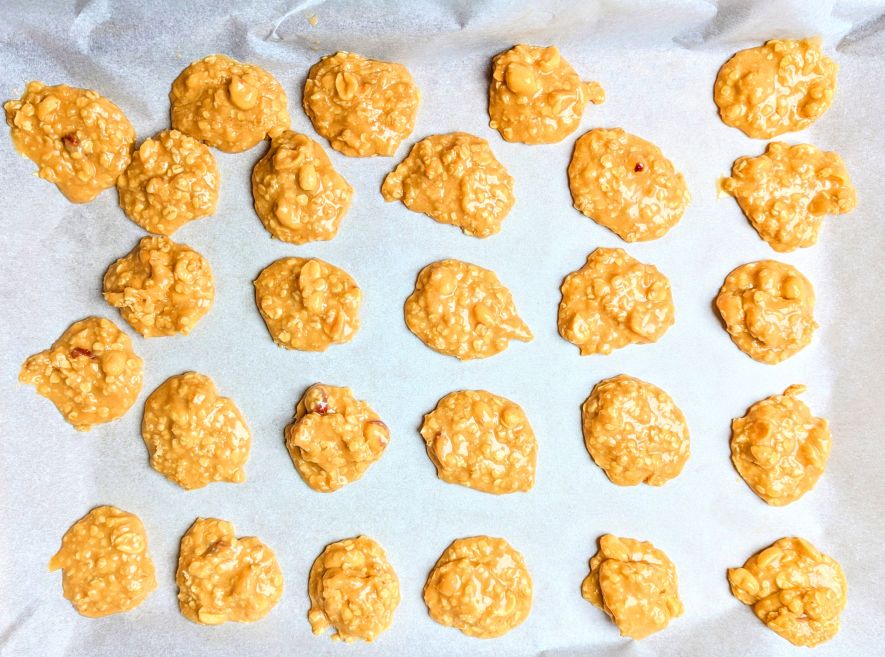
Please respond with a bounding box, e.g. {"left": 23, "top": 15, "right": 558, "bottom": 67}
{"left": 1, "top": 1, "right": 884, "bottom": 656}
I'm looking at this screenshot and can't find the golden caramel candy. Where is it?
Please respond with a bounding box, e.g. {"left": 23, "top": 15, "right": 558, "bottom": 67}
{"left": 177, "top": 517, "right": 283, "bottom": 625}
{"left": 582, "top": 375, "right": 690, "bottom": 486}
{"left": 50, "top": 506, "right": 157, "bottom": 618}
{"left": 170, "top": 54, "right": 289, "bottom": 153}
{"left": 582, "top": 534, "right": 683, "bottom": 639}
{"left": 420, "top": 390, "right": 537, "bottom": 494}
{"left": 424, "top": 536, "right": 532, "bottom": 638}
{"left": 5, "top": 81, "right": 135, "bottom": 203}
{"left": 116, "top": 129, "right": 219, "bottom": 235}
{"left": 716, "top": 260, "right": 817, "bottom": 364}
{"left": 731, "top": 385, "right": 831, "bottom": 505}
{"left": 723, "top": 142, "right": 856, "bottom": 252}
{"left": 568, "top": 128, "right": 689, "bottom": 242}
{"left": 382, "top": 132, "right": 515, "bottom": 238}
{"left": 405, "top": 259, "right": 532, "bottom": 360}
{"left": 20, "top": 317, "right": 143, "bottom": 431}
{"left": 142, "top": 372, "right": 251, "bottom": 490}
{"left": 303, "top": 51, "right": 420, "bottom": 157}
{"left": 728, "top": 537, "right": 847, "bottom": 646}
{"left": 488, "top": 44, "right": 604, "bottom": 144}
{"left": 254, "top": 257, "right": 361, "bottom": 351}
{"left": 558, "top": 248, "right": 674, "bottom": 356}
{"left": 308, "top": 535, "right": 400, "bottom": 642}
{"left": 285, "top": 384, "right": 389, "bottom": 492}
{"left": 714, "top": 38, "right": 837, "bottom": 139}
{"left": 103, "top": 236, "right": 214, "bottom": 337}
{"left": 251, "top": 130, "right": 353, "bottom": 244}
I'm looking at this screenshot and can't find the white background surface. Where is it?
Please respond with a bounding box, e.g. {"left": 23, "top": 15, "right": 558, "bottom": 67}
{"left": 1, "top": 1, "right": 884, "bottom": 656}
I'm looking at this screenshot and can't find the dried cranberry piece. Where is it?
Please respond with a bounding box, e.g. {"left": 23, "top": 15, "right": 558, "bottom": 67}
{"left": 634, "top": 162, "right": 644, "bottom": 172}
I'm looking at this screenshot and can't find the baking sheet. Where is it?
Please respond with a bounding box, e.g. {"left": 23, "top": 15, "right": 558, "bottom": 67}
{"left": 1, "top": 1, "right": 885, "bottom": 655}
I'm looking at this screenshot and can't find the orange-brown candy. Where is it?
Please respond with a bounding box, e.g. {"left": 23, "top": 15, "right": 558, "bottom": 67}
{"left": 488, "top": 44, "right": 604, "bottom": 144}
{"left": 20, "top": 317, "right": 143, "bottom": 431}
{"left": 251, "top": 130, "right": 352, "bottom": 244}
{"left": 582, "top": 375, "right": 690, "bottom": 486}
{"left": 176, "top": 517, "right": 283, "bottom": 625}
{"left": 558, "top": 248, "right": 675, "bottom": 356}
{"left": 381, "top": 132, "right": 514, "bottom": 238}
{"left": 303, "top": 51, "right": 420, "bottom": 157}
{"left": 308, "top": 535, "right": 400, "bottom": 642}
{"left": 420, "top": 390, "right": 537, "bottom": 494}
{"left": 170, "top": 54, "right": 289, "bottom": 153}
{"left": 116, "top": 129, "right": 219, "bottom": 235}
{"left": 254, "top": 257, "right": 361, "bottom": 351}
{"left": 716, "top": 260, "right": 817, "bottom": 364}
{"left": 582, "top": 534, "right": 683, "bottom": 639}
{"left": 731, "top": 385, "right": 831, "bottom": 505}
{"left": 5, "top": 82, "right": 135, "bottom": 202}
{"left": 728, "top": 537, "right": 847, "bottom": 646}
{"left": 714, "top": 38, "right": 837, "bottom": 139}
{"left": 723, "top": 142, "right": 855, "bottom": 252}
{"left": 424, "top": 536, "right": 532, "bottom": 638}
{"left": 102, "top": 236, "right": 214, "bottom": 337}
{"left": 405, "top": 259, "right": 532, "bottom": 360}
{"left": 284, "top": 384, "right": 389, "bottom": 492}
{"left": 141, "top": 372, "right": 251, "bottom": 490}
{"left": 49, "top": 506, "right": 157, "bottom": 617}
{"left": 568, "top": 128, "right": 689, "bottom": 242}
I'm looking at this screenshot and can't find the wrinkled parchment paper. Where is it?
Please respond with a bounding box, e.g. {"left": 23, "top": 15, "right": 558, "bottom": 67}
{"left": 2, "top": 1, "right": 885, "bottom": 655}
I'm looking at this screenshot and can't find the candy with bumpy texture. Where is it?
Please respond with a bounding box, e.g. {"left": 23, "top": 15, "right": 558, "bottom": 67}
{"left": 303, "top": 51, "right": 420, "bottom": 157}
{"left": 20, "top": 317, "right": 143, "bottom": 431}
{"left": 722, "top": 142, "right": 855, "bottom": 252}
{"left": 50, "top": 506, "right": 157, "bottom": 617}
{"left": 142, "top": 372, "right": 251, "bottom": 490}
{"left": 251, "top": 130, "right": 352, "bottom": 244}
{"left": 420, "top": 389, "right": 536, "bottom": 494}
{"left": 382, "top": 132, "right": 514, "bottom": 238}
{"left": 405, "top": 259, "right": 532, "bottom": 360}
{"left": 116, "top": 129, "right": 219, "bottom": 235}
{"left": 714, "top": 38, "right": 837, "bottom": 139}
{"left": 488, "top": 44, "right": 604, "bottom": 144}
{"left": 254, "top": 257, "right": 361, "bottom": 351}
{"left": 715, "top": 260, "right": 817, "bottom": 364}
{"left": 176, "top": 517, "right": 283, "bottom": 625}
{"left": 285, "top": 384, "right": 389, "bottom": 492}
{"left": 558, "top": 248, "right": 675, "bottom": 355}
{"left": 308, "top": 535, "right": 400, "bottom": 642}
{"left": 424, "top": 536, "right": 532, "bottom": 638}
{"left": 582, "top": 374, "right": 690, "bottom": 486}
{"left": 731, "top": 385, "right": 831, "bottom": 505}
{"left": 170, "top": 54, "right": 289, "bottom": 153}
{"left": 568, "top": 128, "right": 689, "bottom": 242}
{"left": 728, "top": 537, "right": 847, "bottom": 646}
{"left": 5, "top": 81, "right": 135, "bottom": 202}
{"left": 103, "top": 236, "right": 214, "bottom": 337}
{"left": 582, "top": 534, "right": 683, "bottom": 639}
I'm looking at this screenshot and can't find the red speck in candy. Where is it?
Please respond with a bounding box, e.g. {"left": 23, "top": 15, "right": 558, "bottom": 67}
{"left": 634, "top": 162, "right": 644, "bottom": 172}
{"left": 62, "top": 133, "right": 80, "bottom": 147}
{"left": 313, "top": 400, "right": 329, "bottom": 415}
{"left": 70, "top": 347, "right": 94, "bottom": 359}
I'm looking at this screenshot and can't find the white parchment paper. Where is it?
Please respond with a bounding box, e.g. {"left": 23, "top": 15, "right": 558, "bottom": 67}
{"left": 2, "top": 1, "right": 884, "bottom": 656}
